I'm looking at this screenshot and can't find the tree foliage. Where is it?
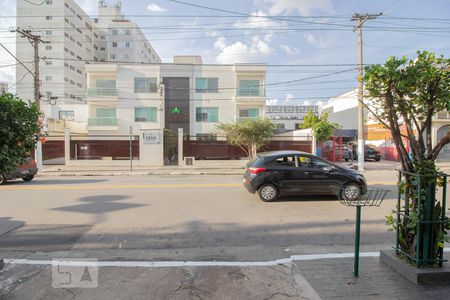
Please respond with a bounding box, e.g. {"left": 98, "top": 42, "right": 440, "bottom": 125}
{"left": 216, "top": 118, "right": 276, "bottom": 158}
{"left": 300, "top": 110, "right": 339, "bottom": 142}
{"left": 365, "top": 51, "right": 450, "bottom": 266}
{"left": 0, "top": 93, "right": 42, "bottom": 174}
{"left": 364, "top": 51, "right": 450, "bottom": 173}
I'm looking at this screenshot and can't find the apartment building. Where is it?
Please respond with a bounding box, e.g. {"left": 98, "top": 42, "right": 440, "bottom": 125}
{"left": 265, "top": 105, "right": 319, "bottom": 131}
{"left": 16, "top": 0, "right": 160, "bottom": 117}
{"left": 83, "top": 56, "right": 267, "bottom": 165}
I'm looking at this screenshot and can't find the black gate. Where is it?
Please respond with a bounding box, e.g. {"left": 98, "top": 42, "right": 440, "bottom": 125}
{"left": 164, "top": 129, "right": 178, "bottom": 165}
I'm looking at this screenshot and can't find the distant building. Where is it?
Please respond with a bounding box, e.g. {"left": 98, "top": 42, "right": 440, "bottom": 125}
{"left": 16, "top": 0, "right": 160, "bottom": 106}
{"left": 0, "top": 82, "right": 7, "bottom": 94}
{"left": 265, "top": 105, "right": 319, "bottom": 131}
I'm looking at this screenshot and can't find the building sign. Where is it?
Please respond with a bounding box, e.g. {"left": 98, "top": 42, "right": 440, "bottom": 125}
{"left": 143, "top": 131, "right": 160, "bottom": 144}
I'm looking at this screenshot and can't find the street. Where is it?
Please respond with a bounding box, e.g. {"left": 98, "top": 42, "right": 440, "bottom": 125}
{"left": 0, "top": 173, "right": 397, "bottom": 260}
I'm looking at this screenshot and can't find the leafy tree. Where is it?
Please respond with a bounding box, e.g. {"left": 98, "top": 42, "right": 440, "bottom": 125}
{"left": 365, "top": 51, "right": 450, "bottom": 266}
{"left": 0, "top": 93, "right": 42, "bottom": 174}
{"left": 216, "top": 118, "right": 276, "bottom": 158}
{"left": 364, "top": 51, "right": 450, "bottom": 172}
{"left": 300, "top": 110, "right": 339, "bottom": 142}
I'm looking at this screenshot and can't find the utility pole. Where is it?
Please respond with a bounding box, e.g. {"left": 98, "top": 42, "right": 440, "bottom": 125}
{"left": 351, "top": 13, "right": 382, "bottom": 171}
{"left": 13, "top": 28, "right": 50, "bottom": 170}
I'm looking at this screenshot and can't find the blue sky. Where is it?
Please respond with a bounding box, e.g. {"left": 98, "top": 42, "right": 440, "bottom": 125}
{"left": 0, "top": 0, "right": 449, "bottom": 106}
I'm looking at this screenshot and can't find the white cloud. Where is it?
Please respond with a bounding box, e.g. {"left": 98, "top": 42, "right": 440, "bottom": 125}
{"left": 266, "top": 98, "right": 279, "bottom": 105}
{"left": 233, "top": 10, "right": 286, "bottom": 29}
{"left": 280, "top": 44, "right": 299, "bottom": 55}
{"left": 262, "top": 0, "right": 334, "bottom": 16}
{"left": 284, "top": 93, "right": 294, "bottom": 103}
{"left": 304, "top": 33, "right": 317, "bottom": 45}
{"left": 302, "top": 100, "right": 311, "bottom": 106}
{"left": 316, "top": 100, "right": 325, "bottom": 108}
{"left": 146, "top": 3, "right": 167, "bottom": 13}
{"left": 215, "top": 36, "right": 273, "bottom": 64}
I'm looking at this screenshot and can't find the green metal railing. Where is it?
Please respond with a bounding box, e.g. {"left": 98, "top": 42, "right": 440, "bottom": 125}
{"left": 395, "top": 170, "right": 448, "bottom": 267}
{"left": 87, "top": 117, "right": 118, "bottom": 126}
{"left": 236, "top": 88, "right": 265, "bottom": 97}
{"left": 87, "top": 88, "right": 117, "bottom": 96}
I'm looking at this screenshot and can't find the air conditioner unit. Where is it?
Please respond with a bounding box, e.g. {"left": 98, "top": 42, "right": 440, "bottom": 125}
{"left": 184, "top": 157, "right": 195, "bottom": 166}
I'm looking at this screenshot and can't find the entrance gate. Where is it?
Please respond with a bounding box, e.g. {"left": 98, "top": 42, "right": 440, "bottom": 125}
{"left": 164, "top": 129, "right": 178, "bottom": 165}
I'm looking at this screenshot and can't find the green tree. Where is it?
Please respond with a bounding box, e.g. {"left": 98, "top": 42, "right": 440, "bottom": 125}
{"left": 0, "top": 93, "right": 42, "bottom": 174}
{"left": 300, "top": 110, "right": 339, "bottom": 142}
{"left": 364, "top": 51, "right": 450, "bottom": 172}
{"left": 364, "top": 51, "right": 450, "bottom": 266}
{"left": 216, "top": 118, "right": 276, "bottom": 158}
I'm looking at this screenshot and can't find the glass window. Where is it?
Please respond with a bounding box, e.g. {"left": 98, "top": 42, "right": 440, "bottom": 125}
{"left": 238, "top": 80, "right": 260, "bottom": 96}
{"left": 196, "top": 107, "right": 219, "bottom": 122}
{"left": 59, "top": 110, "right": 74, "bottom": 120}
{"left": 297, "top": 155, "right": 330, "bottom": 169}
{"left": 96, "top": 80, "right": 116, "bottom": 89}
{"left": 134, "top": 77, "right": 157, "bottom": 93}
{"left": 135, "top": 107, "right": 157, "bottom": 122}
{"left": 96, "top": 108, "right": 116, "bottom": 118}
{"left": 239, "top": 108, "right": 260, "bottom": 118}
{"left": 112, "top": 29, "right": 118, "bottom": 35}
{"left": 195, "top": 77, "right": 218, "bottom": 93}
{"left": 269, "top": 156, "right": 296, "bottom": 167}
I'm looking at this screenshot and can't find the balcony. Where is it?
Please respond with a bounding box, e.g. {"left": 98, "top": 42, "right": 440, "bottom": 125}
{"left": 87, "top": 88, "right": 117, "bottom": 96}
{"left": 87, "top": 117, "right": 118, "bottom": 130}
{"left": 436, "top": 111, "right": 450, "bottom": 120}
{"left": 236, "top": 88, "right": 265, "bottom": 97}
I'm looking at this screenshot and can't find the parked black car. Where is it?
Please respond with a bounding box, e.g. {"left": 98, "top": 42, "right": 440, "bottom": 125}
{"left": 243, "top": 151, "right": 367, "bottom": 202}
{"left": 343, "top": 144, "right": 381, "bottom": 162}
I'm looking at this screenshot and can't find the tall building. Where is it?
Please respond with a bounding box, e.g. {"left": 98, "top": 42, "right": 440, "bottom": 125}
{"left": 16, "top": 0, "right": 160, "bottom": 107}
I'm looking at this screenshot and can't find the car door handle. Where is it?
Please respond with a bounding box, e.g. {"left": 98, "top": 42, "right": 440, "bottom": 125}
{"left": 304, "top": 171, "right": 311, "bottom": 175}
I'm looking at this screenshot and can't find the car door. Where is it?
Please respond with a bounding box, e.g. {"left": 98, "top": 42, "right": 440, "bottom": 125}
{"left": 266, "top": 155, "right": 308, "bottom": 193}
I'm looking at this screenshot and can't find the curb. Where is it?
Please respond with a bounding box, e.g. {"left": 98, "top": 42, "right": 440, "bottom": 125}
{"left": 37, "top": 171, "right": 244, "bottom": 176}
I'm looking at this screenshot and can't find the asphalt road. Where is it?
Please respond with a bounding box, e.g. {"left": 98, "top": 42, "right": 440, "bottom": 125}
{"left": 0, "top": 173, "right": 400, "bottom": 262}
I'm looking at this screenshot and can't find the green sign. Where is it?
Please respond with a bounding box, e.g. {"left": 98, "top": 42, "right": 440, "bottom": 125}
{"left": 171, "top": 106, "right": 181, "bottom": 114}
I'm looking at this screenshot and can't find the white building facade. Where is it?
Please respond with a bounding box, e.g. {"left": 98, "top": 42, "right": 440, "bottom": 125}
{"left": 81, "top": 56, "right": 267, "bottom": 165}
{"left": 16, "top": 0, "right": 160, "bottom": 117}
{"left": 265, "top": 105, "right": 319, "bottom": 131}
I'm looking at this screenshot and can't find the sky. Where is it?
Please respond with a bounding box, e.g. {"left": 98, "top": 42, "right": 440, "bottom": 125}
{"left": 0, "top": 0, "right": 449, "bottom": 107}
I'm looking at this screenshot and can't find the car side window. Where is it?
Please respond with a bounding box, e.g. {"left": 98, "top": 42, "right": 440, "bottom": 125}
{"left": 296, "top": 155, "right": 312, "bottom": 168}
{"left": 310, "top": 158, "right": 331, "bottom": 170}
{"left": 269, "top": 156, "right": 297, "bottom": 167}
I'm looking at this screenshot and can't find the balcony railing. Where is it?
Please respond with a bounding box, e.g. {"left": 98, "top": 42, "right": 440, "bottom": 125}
{"left": 88, "top": 117, "right": 118, "bottom": 126}
{"left": 87, "top": 88, "right": 117, "bottom": 96}
{"left": 236, "top": 88, "right": 265, "bottom": 97}
{"left": 436, "top": 111, "right": 450, "bottom": 119}
{"left": 237, "top": 117, "right": 260, "bottom": 122}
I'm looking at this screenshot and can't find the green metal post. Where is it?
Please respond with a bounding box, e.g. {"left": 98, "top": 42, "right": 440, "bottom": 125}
{"left": 440, "top": 175, "right": 447, "bottom": 267}
{"left": 416, "top": 175, "right": 421, "bottom": 267}
{"left": 354, "top": 205, "right": 362, "bottom": 277}
{"left": 396, "top": 171, "right": 402, "bottom": 255}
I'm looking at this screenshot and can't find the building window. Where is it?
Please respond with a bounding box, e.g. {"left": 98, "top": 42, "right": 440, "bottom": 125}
{"left": 96, "top": 108, "right": 116, "bottom": 120}
{"left": 112, "top": 29, "right": 118, "bottom": 35}
{"left": 45, "top": 45, "right": 52, "bottom": 50}
{"left": 65, "top": 3, "right": 69, "bottom": 8}
{"left": 134, "top": 77, "right": 157, "bottom": 93}
{"left": 276, "top": 123, "right": 285, "bottom": 130}
{"left": 59, "top": 110, "right": 74, "bottom": 120}
{"left": 110, "top": 54, "right": 117, "bottom": 59}
{"left": 100, "top": 47, "right": 105, "bottom": 51}
{"left": 112, "top": 42, "right": 117, "bottom": 48}
{"left": 96, "top": 80, "right": 116, "bottom": 89}
{"left": 46, "top": 16, "right": 52, "bottom": 20}
{"left": 239, "top": 108, "right": 260, "bottom": 118}
{"left": 196, "top": 107, "right": 219, "bottom": 122}
{"left": 45, "top": 30, "right": 52, "bottom": 35}
{"left": 195, "top": 77, "right": 218, "bottom": 93}
{"left": 46, "top": 0, "right": 53, "bottom": 4}
{"left": 238, "top": 80, "right": 261, "bottom": 96}
{"left": 45, "top": 60, "right": 52, "bottom": 65}
{"left": 125, "top": 30, "right": 131, "bottom": 35}
{"left": 45, "top": 76, "right": 52, "bottom": 81}
{"left": 135, "top": 107, "right": 157, "bottom": 122}
{"left": 125, "top": 42, "right": 131, "bottom": 48}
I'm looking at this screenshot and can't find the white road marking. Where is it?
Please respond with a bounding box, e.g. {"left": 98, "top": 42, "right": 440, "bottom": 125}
{"left": 5, "top": 248, "right": 450, "bottom": 268}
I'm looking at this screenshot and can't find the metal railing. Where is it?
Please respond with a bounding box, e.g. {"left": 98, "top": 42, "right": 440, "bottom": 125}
{"left": 87, "top": 117, "right": 118, "bottom": 126}
{"left": 87, "top": 88, "right": 117, "bottom": 96}
{"left": 236, "top": 88, "right": 265, "bottom": 97}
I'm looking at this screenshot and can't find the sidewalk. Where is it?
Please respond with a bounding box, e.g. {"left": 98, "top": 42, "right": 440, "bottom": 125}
{"left": 2, "top": 252, "right": 450, "bottom": 299}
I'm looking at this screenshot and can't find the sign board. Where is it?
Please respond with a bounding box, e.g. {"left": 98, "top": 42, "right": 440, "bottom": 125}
{"left": 143, "top": 132, "right": 160, "bottom": 144}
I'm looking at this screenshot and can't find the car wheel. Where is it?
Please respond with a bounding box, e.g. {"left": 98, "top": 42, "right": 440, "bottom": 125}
{"left": 375, "top": 158, "right": 380, "bottom": 162}
{"left": 0, "top": 174, "right": 7, "bottom": 185}
{"left": 344, "top": 158, "right": 349, "bottom": 162}
{"left": 258, "top": 184, "right": 278, "bottom": 202}
{"left": 22, "top": 175, "right": 34, "bottom": 182}
{"left": 341, "top": 183, "right": 361, "bottom": 201}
